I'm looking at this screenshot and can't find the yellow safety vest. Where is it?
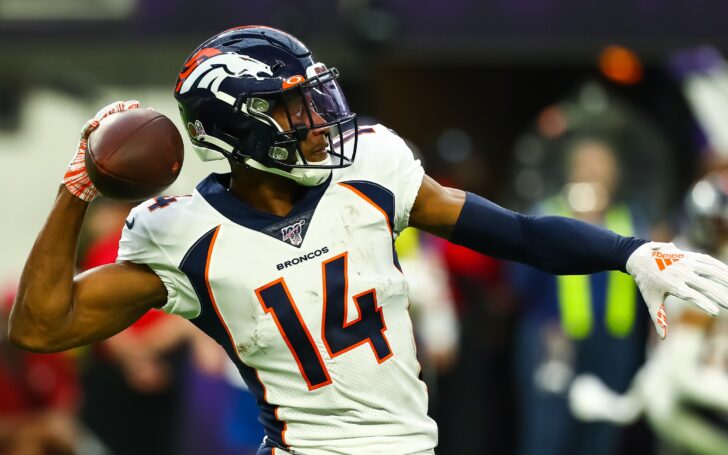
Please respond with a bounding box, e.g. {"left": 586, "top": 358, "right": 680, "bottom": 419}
{"left": 395, "top": 227, "right": 420, "bottom": 259}
{"left": 550, "top": 203, "right": 637, "bottom": 339}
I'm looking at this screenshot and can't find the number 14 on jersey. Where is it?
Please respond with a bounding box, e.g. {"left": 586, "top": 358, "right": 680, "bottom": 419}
{"left": 256, "top": 252, "right": 393, "bottom": 390}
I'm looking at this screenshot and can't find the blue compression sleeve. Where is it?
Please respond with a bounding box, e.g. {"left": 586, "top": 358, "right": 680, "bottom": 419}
{"left": 449, "top": 192, "right": 648, "bottom": 274}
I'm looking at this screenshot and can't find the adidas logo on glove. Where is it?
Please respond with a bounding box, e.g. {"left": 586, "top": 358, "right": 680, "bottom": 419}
{"left": 652, "top": 251, "right": 684, "bottom": 271}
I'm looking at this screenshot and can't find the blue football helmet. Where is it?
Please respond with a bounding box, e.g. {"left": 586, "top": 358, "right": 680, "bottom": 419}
{"left": 174, "top": 26, "right": 358, "bottom": 186}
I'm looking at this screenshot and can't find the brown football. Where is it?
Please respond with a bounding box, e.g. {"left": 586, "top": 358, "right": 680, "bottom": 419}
{"left": 85, "top": 109, "right": 184, "bottom": 201}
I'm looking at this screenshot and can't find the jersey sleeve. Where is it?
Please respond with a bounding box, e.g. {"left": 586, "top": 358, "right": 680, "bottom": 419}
{"left": 391, "top": 132, "right": 425, "bottom": 233}
{"left": 116, "top": 204, "right": 201, "bottom": 319}
{"left": 364, "top": 125, "right": 425, "bottom": 233}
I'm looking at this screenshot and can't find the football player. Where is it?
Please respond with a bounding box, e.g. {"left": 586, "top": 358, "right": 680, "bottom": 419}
{"left": 9, "top": 26, "right": 728, "bottom": 455}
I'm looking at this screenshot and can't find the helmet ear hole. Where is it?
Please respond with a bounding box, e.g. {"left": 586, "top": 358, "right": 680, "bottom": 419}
{"left": 228, "top": 121, "right": 275, "bottom": 162}
{"left": 271, "top": 60, "right": 285, "bottom": 73}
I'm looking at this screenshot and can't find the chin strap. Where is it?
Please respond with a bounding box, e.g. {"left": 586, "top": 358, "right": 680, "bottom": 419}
{"left": 192, "top": 131, "right": 333, "bottom": 186}
{"left": 243, "top": 157, "right": 332, "bottom": 187}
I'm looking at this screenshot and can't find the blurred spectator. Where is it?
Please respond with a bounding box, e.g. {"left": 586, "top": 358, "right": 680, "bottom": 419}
{"left": 511, "top": 136, "right": 650, "bottom": 455}
{"left": 570, "top": 171, "right": 728, "bottom": 455}
{"left": 395, "top": 227, "right": 460, "bottom": 385}
{"left": 509, "top": 82, "right": 677, "bottom": 232}
{"left": 427, "top": 145, "right": 519, "bottom": 455}
{"left": 1, "top": 281, "right": 81, "bottom": 455}
{"left": 177, "top": 356, "right": 263, "bottom": 455}
{"left": 432, "top": 236, "right": 519, "bottom": 455}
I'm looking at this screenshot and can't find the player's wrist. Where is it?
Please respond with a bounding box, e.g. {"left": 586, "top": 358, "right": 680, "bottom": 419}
{"left": 625, "top": 241, "right": 660, "bottom": 276}
{"left": 58, "top": 183, "right": 93, "bottom": 205}
{"left": 62, "top": 148, "right": 98, "bottom": 202}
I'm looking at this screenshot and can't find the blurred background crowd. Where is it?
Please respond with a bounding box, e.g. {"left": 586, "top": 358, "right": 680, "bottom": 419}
{"left": 4, "top": 1, "right": 728, "bottom": 454}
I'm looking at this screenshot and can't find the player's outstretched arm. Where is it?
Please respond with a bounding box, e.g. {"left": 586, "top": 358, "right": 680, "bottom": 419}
{"left": 409, "top": 175, "right": 728, "bottom": 338}
{"left": 410, "top": 175, "right": 643, "bottom": 273}
{"left": 9, "top": 101, "right": 167, "bottom": 353}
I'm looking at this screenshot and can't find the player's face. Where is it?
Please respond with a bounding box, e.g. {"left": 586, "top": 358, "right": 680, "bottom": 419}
{"left": 272, "top": 93, "right": 330, "bottom": 163}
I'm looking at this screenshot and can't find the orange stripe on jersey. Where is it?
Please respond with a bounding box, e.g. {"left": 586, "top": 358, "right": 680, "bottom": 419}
{"left": 338, "top": 182, "right": 393, "bottom": 235}
{"left": 204, "top": 226, "right": 238, "bottom": 351}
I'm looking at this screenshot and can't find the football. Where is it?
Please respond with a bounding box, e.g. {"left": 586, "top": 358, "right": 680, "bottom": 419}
{"left": 85, "top": 108, "right": 184, "bottom": 201}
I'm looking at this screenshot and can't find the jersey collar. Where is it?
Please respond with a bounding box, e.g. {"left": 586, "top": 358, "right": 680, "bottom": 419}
{"left": 195, "top": 173, "right": 331, "bottom": 246}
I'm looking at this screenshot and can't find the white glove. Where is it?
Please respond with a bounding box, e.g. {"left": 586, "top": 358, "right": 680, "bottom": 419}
{"left": 626, "top": 241, "right": 728, "bottom": 339}
{"left": 62, "top": 100, "right": 140, "bottom": 201}
{"left": 569, "top": 374, "right": 642, "bottom": 424}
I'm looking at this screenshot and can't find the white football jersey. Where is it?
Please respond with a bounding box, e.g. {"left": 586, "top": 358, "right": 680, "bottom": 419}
{"left": 118, "top": 125, "right": 437, "bottom": 455}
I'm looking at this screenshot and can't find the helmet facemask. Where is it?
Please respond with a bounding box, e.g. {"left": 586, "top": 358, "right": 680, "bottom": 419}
{"left": 249, "top": 64, "right": 358, "bottom": 183}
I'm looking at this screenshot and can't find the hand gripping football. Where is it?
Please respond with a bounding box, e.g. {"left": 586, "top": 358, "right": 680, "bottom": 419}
{"left": 85, "top": 108, "right": 184, "bottom": 201}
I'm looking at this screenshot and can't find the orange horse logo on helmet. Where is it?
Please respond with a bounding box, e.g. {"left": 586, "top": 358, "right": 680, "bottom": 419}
{"left": 175, "top": 50, "right": 274, "bottom": 96}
